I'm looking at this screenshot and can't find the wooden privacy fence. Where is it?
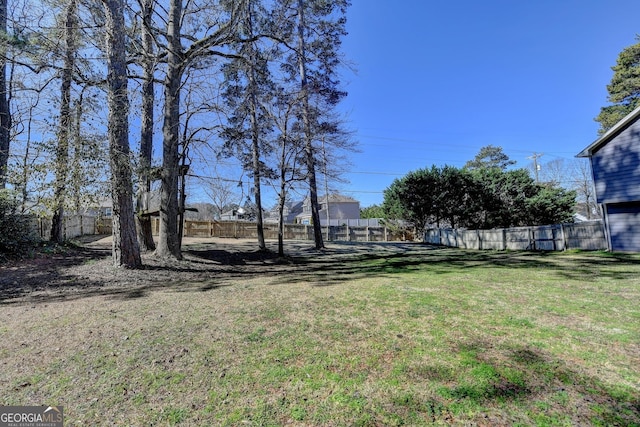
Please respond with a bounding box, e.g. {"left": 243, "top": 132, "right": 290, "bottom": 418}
{"left": 29, "top": 216, "right": 410, "bottom": 243}
{"left": 424, "top": 221, "right": 607, "bottom": 251}
{"left": 30, "top": 215, "right": 97, "bottom": 241}
{"left": 152, "top": 219, "right": 410, "bottom": 242}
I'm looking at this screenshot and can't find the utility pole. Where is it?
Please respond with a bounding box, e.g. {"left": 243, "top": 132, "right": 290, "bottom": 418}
{"left": 528, "top": 152, "right": 543, "bottom": 183}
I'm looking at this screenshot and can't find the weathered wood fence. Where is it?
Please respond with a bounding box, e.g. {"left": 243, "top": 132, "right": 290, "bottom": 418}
{"left": 31, "top": 215, "right": 97, "bottom": 241}
{"left": 29, "top": 216, "right": 604, "bottom": 251}
{"left": 151, "top": 219, "right": 409, "bottom": 242}
{"left": 424, "top": 221, "right": 606, "bottom": 251}
{"left": 30, "top": 217, "right": 407, "bottom": 243}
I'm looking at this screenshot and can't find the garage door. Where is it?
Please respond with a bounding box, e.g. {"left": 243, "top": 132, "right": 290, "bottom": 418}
{"left": 606, "top": 202, "right": 640, "bottom": 252}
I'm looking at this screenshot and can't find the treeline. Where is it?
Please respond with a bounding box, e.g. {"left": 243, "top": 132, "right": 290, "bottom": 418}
{"left": 381, "top": 147, "right": 577, "bottom": 232}
{"left": 0, "top": 0, "right": 353, "bottom": 264}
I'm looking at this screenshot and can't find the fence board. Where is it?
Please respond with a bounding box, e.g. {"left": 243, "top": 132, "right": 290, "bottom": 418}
{"left": 425, "top": 221, "right": 606, "bottom": 252}
{"left": 146, "top": 219, "right": 406, "bottom": 242}
{"left": 29, "top": 216, "right": 407, "bottom": 243}
{"left": 28, "top": 215, "right": 97, "bottom": 241}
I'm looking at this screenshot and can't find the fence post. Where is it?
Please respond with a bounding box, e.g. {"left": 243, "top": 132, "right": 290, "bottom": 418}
{"left": 560, "top": 223, "right": 566, "bottom": 251}
{"left": 502, "top": 228, "right": 507, "bottom": 250}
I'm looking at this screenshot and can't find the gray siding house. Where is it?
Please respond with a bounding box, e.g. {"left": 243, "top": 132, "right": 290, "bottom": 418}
{"left": 296, "top": 194, "right": 360, "bottom": 225}
{"left": 577, "top": 106, "right": 640, "bottom": 252}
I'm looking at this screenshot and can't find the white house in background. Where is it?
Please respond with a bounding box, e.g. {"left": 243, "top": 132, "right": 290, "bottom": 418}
{"left": 295, "top": 194, "right": 360, "bottom": 225}
{"left": 264, "top": 201, "right": 304, "bottom": 224}
{"left": 220, "top": 208, "right": 249, "bottom": 221}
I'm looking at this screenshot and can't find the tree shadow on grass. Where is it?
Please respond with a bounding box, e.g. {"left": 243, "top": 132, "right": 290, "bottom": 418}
{"left": 0, "top": 245, "right": 111, "bottom": 301}
{"left": 1, "top": 241, "right": 640, "bottom": 305}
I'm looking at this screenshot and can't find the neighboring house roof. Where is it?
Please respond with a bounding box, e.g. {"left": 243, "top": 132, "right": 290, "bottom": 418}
{"left": 296, "top": 194, "right": 361, "bottom": 222}
{"left": 318, "top": 194, "right": 359, "bottom": 204}
{"left": 577, "top": 105, "right": 640, "bottom": 158}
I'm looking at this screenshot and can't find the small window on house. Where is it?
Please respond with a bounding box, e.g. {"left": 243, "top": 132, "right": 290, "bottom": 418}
{"left": 104, "top": 207, "right": 113, "bottom": 217}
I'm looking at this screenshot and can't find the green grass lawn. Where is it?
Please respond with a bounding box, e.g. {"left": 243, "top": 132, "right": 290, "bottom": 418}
{"left": 1, "top": 243, "right": 639, "bottom": 426}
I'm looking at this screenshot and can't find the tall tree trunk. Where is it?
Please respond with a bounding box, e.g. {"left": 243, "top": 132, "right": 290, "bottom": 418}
{"left": 246, "top": 7, "right": 266, "bottom": 251}
{"left": 156, "top": 0, "right": 182, "bottom": 259}
{"left": 177, "top": 150, "right": 187, "bottom": 251}
{"left": 250, "top": 91, "right": 266, "bottom": 251}
{"left": 277, "top": 136, "right": 288, "bottom": 257}
{"left": 71, "top": 90, "right": 84, "bottom": 214}
{"left": 0, "top": 0, "right": 9, "bottom": 189}
{"left": 136, "top": 0, "right": 156, "bottom": 252}
{"left": 297, "top": 0, "right": 323, "bottom": 249}
{"left": 19, "top": 103, "right": 36, "bottom": 213}
{"left": 51, "top": 0, "right": 77, "bottom": 243}
{"left": 104, "top": 0, "right": 141, "bottom": 268}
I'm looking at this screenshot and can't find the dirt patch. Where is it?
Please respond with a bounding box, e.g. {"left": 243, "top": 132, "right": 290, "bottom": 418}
{"left": 0, "top": 236, "right": 430, "bottom": 305}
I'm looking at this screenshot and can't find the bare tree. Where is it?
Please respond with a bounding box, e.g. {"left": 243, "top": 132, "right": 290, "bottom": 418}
{"left": 270, "top": 93, "right": 306, "bottom": 256}
{"left": 203, "top": 175, "right": 241, "bottom": 219}
{"left": 571, "top": 159, "right": 599, "bottom": 219}
{"left": 535, "top": 158, "right": 565, "bottom": 188}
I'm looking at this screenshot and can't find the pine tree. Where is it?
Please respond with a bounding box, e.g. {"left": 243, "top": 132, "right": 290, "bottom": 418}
{"left": 0, "top": 0, "right": 10, "bottom": 188}
{"left": 275, "top": 0, "right": 351, "bottom": 249}
{"left": 50, "top": 0, "right": 77, "bottom": 244}
{"left": 135, "top": 0, "right": 156, "bottom": 252}
{"left": 155, "top": 0, "right": 238, "bottom": 260}
{"left": 595, "top": 38, "right": 640, "bottom": 134}
{"left": 220, "top": 0, "right": 274, "bottom": 251}
{"left": 103, "top": 0, "right": 141, "bottom": 268}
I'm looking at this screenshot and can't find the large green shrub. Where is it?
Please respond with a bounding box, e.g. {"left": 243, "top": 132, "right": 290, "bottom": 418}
{"left": 0, "top": 190, "right": 40, "bottom": 258}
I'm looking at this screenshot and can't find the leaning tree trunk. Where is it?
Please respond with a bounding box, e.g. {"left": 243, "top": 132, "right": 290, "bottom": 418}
{"left": 296, "top": 0, "right": 323, "bottom": 249}
{"left": 135, "top": 0, "right": 156, "bottom": 252}
{"left": 156, "top": 0, "right": 183, "bottom": 260}
{"left": 104, "top": 0, "right": 141, "bottom": 268}
{"left": 51, "top": 0, "right": 77, "bottom": 244}
{"left": 0, "top": 0, "right": 10, "bottom": 189}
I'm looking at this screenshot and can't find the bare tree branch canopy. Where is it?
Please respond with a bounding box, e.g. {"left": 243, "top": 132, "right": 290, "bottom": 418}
{"left": 1, "top": 0, "right": 354, "bottom": 261}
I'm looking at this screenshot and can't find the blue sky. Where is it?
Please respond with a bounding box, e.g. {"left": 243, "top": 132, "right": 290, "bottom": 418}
{"left": 337, "top": 0, "right": 640, "bottom": 207}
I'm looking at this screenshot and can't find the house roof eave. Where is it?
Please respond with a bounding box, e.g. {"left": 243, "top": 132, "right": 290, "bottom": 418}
{"left": 577, "top": 104, "right": 640, "bottom": 158}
